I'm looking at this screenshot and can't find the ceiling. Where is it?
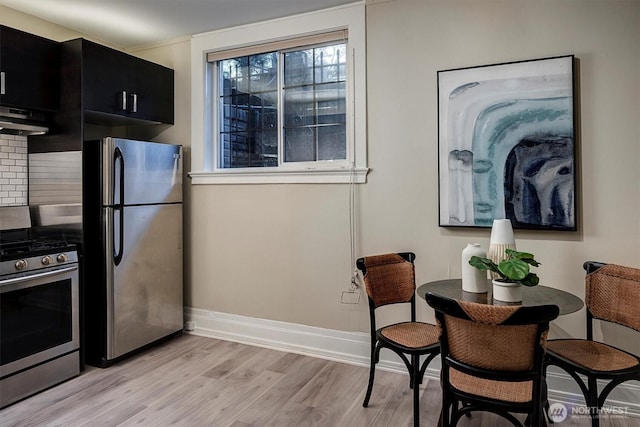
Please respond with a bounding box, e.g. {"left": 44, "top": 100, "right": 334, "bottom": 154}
{"left": 0, "top": 0, "right": 357, "bottom": 48}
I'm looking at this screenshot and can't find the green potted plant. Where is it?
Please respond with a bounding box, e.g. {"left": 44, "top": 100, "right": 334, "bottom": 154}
{"left": 469, "top": 248, "right": 541, "bottom": 302}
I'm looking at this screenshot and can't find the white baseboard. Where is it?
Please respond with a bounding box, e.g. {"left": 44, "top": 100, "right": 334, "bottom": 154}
{"left": 184, "top": 307, "right": 639, "bottom": 418}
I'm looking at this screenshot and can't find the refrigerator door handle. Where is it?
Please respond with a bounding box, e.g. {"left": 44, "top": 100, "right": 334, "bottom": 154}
{"left": 113, "top": 147, "right": 125, "bottom": 266}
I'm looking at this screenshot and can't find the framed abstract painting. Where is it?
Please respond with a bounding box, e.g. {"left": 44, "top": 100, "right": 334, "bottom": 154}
{"left": 437, "top": 55, "right": 577, "bottom": 230}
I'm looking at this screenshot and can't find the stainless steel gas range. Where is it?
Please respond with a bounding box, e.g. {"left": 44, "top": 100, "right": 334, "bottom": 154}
{"left": 0, "top": 206, "right": 80, "bottom": 408}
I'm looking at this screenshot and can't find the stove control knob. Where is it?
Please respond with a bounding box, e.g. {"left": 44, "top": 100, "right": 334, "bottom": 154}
{"left": 42, "top": 255, "right": 53, "bottom": 266}
{"left": 57, "top": 253, "right": 68, "bottom": 263}
{"left": 15, "top": 259, "right": 28, "bottom": 270}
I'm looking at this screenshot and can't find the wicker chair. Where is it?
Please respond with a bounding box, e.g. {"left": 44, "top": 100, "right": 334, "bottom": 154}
{"left": 425, "top": 292, "right": 559, "bottom": 427}
{"left": 545, "top": 262, "right": 640, "bottom": 427}
{"left": 356, "top": 252, "right": 440, "bottom": 427}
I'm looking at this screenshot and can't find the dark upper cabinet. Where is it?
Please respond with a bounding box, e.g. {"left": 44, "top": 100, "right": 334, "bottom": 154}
{"left": 29, "top": 39, "right": 174, "bottom": 152}
{"left": 0, "top": 25, "right": 60, "bottom": 111}
{"left": 67, "top": 38, "right": 174, "bottom": 124}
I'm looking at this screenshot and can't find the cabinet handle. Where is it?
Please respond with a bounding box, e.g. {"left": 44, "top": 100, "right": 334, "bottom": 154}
{"left": 1, "top": 72, "right": 5, "bottom": 95}
{"left": 120, "top": 90, "right": 127, "bottom": 111}
{"left": 130, "top": 93, "right": 138, "bottom": 113}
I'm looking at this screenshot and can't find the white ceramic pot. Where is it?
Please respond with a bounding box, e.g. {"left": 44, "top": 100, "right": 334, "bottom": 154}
{"left": 461, "top": 243, "right": 487, "bottom": 293}
{"left": 492, "top": 279, "right": 523, "bottom": 302}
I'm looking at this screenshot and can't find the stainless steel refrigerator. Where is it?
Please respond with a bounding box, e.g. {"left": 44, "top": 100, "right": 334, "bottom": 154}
{"left": 82, "top": 137, "right": 183, "bottom": 367}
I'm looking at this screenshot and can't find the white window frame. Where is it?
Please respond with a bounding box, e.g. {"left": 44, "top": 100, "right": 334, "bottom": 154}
{"left": 189, "top": 2, "right": 368, "bottom": 184}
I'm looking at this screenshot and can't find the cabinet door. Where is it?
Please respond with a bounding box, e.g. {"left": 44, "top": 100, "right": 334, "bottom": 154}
{"left": 80, "top": 39, "right": 173, "bottom": 124}
{"left": 130, "top": 59, "right": 174, "bottom": 124}
{"left": 0, "top": 26, "right": 60, "bottom": 111}
{"left": 81, "top": 39, "right": 132, "bottom": 116}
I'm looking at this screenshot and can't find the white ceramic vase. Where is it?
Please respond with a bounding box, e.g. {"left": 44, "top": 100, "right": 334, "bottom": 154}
{"left": 461, "top": 243, "right": 487, "bottom": 293}
{"left": 492, "top": 279, "right": 523, "bottom": 302}
{"left": 487, "top": 219, "right": 516, "bottom": 279}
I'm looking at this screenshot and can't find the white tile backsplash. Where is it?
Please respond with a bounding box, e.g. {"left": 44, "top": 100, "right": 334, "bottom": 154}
{"left": 0, "top": 134, "right": 28, "bottom": 206}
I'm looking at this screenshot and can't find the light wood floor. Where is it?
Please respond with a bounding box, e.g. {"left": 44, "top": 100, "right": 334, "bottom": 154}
{"left": 1, "top": 334, "right": 638, "bottom": 427}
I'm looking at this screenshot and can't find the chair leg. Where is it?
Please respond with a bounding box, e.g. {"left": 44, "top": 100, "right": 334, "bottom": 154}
{"left": 441, "top": 392, "right": 451, "bottom": 427}
{"left": 363, "top": 343, "right": 378, "bottom": 407}
{"left": 587, "top": 376, "right": 600, "bottom": 427}
{"left": 412, "top": 354, "right": 420, "bottom": 427}
{"left": 530, "top": 407, "right": 541, "bottom": 427}
{"left": 362, "top": 358, "right": 376, "bottom": 407}
{"left": 413, "top": 381, "right": 420, "bottom": 427}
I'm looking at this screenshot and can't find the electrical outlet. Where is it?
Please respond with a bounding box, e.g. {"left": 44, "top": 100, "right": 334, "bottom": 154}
{"left": 341, "top": 290, "right": 360, "bottom": 304}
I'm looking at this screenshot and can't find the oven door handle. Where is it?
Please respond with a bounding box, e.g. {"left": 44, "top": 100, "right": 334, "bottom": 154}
{"left": 0, "top": 266, "right": 78, "bottom": 288}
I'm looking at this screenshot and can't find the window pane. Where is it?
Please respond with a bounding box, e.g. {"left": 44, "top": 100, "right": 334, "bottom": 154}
{"left": 256, "top": 129, "right": 278, "bottom": 165}
{"left": 314, "top": 44, "right": 346, "bottom": 83}
{"left": 219, "top": 52, "right": 278, "bottom": 168}
{"left": 221, "top": 57, "right": 249, "bottom": 93}
{"left": 283, "top": 43, "right": 347, "bottom": 163}
{"left": 284, "top": 50, "right": 313, "bottom": 86}
{"left": 249, "top": 53, "right": 278, "bottom": 91}
{"left": 318, "top": 124, "right": 346, "bottom": 160}
{"left": 316, "top": 82, "right": 345, "bottom": 125}
{"left": 283, "top": 86, "right": 315, "bottom": 127}
{"left": 284, "top": 127, "right": 316, "bottom": 162}
{"left": 219, "top": 131, "right": 247, "bottom": 167}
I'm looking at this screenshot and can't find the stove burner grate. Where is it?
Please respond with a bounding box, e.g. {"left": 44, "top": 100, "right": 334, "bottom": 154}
{"left": 0, "top": 239, "right": 76, "bottom": 258}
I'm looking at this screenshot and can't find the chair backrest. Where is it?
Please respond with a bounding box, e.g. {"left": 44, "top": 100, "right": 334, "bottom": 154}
{"left": 585, "top": 263, "right": 640, "bottom": 333}
{"left": 356, "top": 252, "right": 416, "bottom": 309}
{"left": 426, "top": 293, "right": 559, "bottom": 375}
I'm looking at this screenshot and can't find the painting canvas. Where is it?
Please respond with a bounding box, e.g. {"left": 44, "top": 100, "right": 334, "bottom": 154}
{"left": 438, "top": 55, "right": 576, "bottom": 230}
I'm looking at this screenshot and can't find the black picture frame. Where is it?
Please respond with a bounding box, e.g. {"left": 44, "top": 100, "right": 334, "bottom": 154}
{"left": 437, "top": 55, "right": 577, "bottom": 231}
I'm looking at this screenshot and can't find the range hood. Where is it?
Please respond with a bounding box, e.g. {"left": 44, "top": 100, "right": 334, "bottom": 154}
{"left": 0, "top": 106, "right": 49, "bottom": 135}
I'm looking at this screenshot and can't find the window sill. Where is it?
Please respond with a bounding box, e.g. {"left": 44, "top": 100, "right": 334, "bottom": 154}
{"left": 189, "top": 167, "right": 369, "bottom": 184}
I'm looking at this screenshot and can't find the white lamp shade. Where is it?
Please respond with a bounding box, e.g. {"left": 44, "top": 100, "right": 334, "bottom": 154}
{"left": 489, "top": 219, "right": 515, "bottom": 245}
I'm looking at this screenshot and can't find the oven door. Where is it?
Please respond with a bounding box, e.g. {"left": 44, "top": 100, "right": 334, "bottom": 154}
{"left": 0, "top": 265, "right": 79, "bottom": 378}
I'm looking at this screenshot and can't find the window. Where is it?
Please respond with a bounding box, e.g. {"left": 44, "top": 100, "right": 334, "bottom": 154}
{"left": 190, "top": 3, "right": 367, "bottom": 184}
{"left": 216, "top": 40, "right": 347, "bottom": 169}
